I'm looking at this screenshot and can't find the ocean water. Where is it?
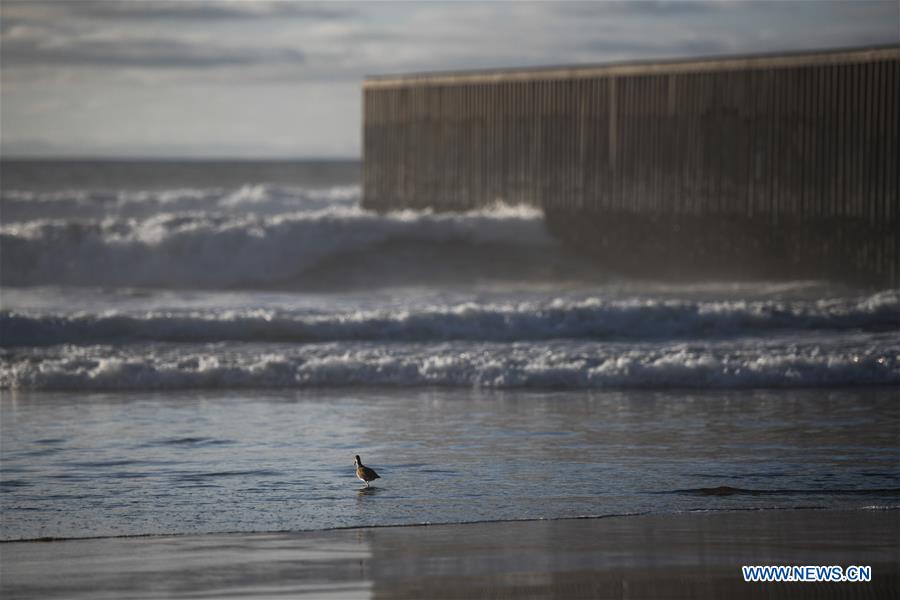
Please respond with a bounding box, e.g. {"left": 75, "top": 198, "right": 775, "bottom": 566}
{"left": 1, "top": 160, "right": 899, "bottom": 541}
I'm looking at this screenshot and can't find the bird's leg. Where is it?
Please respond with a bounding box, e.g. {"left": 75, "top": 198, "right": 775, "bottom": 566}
{"left": 365, "top": 480, "right": 370, "bottom": 488}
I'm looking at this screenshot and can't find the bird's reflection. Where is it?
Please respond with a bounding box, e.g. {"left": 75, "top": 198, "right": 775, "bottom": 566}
{"left": 357, "top": 486, "right": 384, "bottom": 496}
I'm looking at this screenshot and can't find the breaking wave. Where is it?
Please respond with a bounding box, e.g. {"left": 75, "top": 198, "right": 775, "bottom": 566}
{"left": 0, "top": 184, "right": 359, "bottom": 222}
{"left": 0, "top": 201, "right": 555, "bottom": 289}
{"left": 4, "top": 182, "right": 898, "bottom": 392}
{"left": 2, "top": 335, "right": 898, "bottom": 390}
{"left": 2, "top": 291, "right": 898, "bottom": 347}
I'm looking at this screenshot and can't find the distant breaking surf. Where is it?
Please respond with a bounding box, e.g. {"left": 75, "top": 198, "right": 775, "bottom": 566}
{"left": 3, "top": 183, "right": 898, "bottom": 392}
{"left": 1, "top": 187, "right": 556, "bottom": 289}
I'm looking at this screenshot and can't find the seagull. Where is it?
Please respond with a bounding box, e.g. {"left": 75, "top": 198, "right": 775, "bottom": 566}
{"left": 354, "top": 455, "right": 380, "bottom": 488}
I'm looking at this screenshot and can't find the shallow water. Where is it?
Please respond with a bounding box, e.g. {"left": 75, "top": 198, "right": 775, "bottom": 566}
{"left": 2, "top": 387, "right": 898, "bottom": 540}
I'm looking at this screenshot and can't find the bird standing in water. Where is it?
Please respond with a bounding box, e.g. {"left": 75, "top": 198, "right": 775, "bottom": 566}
{"left": 354, "top": 455, "right": 380, "bottom": 488}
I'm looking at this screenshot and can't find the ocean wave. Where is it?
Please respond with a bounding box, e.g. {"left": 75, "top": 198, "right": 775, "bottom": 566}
{"left": 3, "top": 337, "right": 898, "bottom": 390}
{"left": 2, "top": 291, "right": 898, "bottom": 346}
{"left": 0, "top": 184, "right": 359, "bottom": 222}
{"left": 0, "top": 202, "right": 553, "bottom": 288}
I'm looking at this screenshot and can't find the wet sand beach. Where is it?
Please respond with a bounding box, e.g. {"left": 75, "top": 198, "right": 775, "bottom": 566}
{"left": 3, "top": 509, "right": 898, "bottom": 599}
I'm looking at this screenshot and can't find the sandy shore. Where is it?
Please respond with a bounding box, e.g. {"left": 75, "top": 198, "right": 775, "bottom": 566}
{"left": 2, "top": 509, "right": 898, "bottom": 599}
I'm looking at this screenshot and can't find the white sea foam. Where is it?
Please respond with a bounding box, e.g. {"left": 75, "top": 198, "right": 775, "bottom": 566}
{"left": 3, "top": 182, "right": 898, "bottom": 393}
{"left": 0, "top": 184, "right": 359, "bottom": 222}
{"left": 2, "top": 291, "right": 898, "bottom": 347}
{"left": 2, "top": 336, "right": 898, "bottom": 390}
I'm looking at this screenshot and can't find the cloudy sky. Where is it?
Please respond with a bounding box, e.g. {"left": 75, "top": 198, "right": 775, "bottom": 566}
{"left": 1, "top": 0, "right": 897, "bottom": 159}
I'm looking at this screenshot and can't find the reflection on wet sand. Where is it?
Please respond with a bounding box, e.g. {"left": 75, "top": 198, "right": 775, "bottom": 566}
{"left": 3, "top": 509, "right": 898, "bottom": 599}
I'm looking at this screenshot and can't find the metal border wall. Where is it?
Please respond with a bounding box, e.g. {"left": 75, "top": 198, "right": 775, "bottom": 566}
{"left": 362, "top": 47, "right": 900, "bottom": 285}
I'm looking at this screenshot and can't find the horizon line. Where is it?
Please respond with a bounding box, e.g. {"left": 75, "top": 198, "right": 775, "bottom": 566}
{"left": 0, "top": 155, "right": 362, "bottom": 163}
